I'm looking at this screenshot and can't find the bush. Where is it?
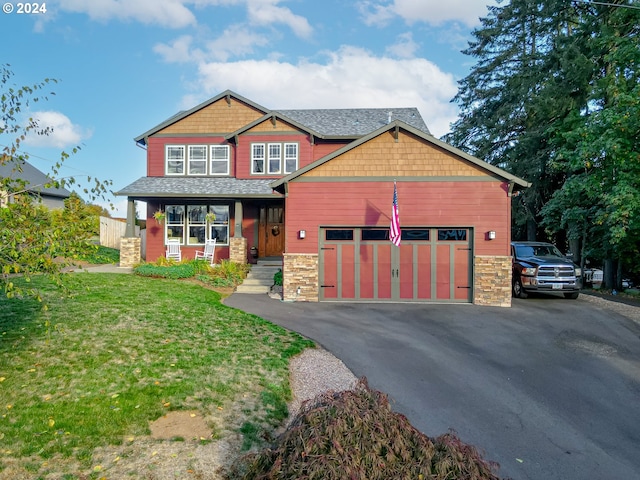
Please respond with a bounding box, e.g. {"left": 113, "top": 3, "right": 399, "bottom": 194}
{"left": 76, "top": 245, "right": 120, "bottom": 264}
{"left": 134, "top": 261, "right": 197, "bottom": 279}
{"left": 273, "top": 269, "right": 283, "bottom": 286}
{"left": 228, "top": 379, "right": 502, "bottom": 480}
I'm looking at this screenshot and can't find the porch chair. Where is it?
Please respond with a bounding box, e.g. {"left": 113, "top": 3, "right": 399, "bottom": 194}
{"left": 165, "top": 239, "right": 182, "bottom": 262}
{"left": 195, "top": 239, "right": 217, "bottom": 265}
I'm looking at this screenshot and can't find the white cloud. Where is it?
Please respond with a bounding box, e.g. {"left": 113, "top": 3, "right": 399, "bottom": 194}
{"left": 58, "top": 0, "right": 196, "bottom": 28}
{"left": 154, "top": 35, "right": 203, "bottom": 63}
{"left": 191, "top": 45, "right": 459, "bottom": 137}
{"left": 24, "top": 111, "right": 91, "bottom": 149}
{"left": 246, "top": 0, "right": 313, "bottom": 38}
{"left": 386, "top": 32, "right": 419, "bottom": 59}
{"left": 359, "top": 0, "right": 496, "bottom": 28}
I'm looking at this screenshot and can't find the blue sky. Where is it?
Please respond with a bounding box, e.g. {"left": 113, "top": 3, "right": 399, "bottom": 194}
{"left": 1, "top": 0, "right": 497, "bottom": 216}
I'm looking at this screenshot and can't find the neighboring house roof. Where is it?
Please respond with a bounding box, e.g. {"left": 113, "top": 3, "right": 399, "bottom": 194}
{"left": 0, "top": 158, "right": 71, "bottom": 199}
{"left": 115, "top": 177, "right": 279, "bottom": 199}
{"left": 274, "top": 108, "right": 430, "bottom": 137}
{"left": 270, "top": 120, "right": 530, "bottom": 193}
{"left": 134, "top": 90, "right": 271, "bottom": 147}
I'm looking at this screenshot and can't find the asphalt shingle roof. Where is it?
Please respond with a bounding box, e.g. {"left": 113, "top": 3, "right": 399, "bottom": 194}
{"left": 274, "top": 108, "right": 430, "bottom": 136}
{"left": 116, "top": 176, "right": 277, "bottom": 198}
{"left": 0, "top": 159, "right": 71, "bottom": 198}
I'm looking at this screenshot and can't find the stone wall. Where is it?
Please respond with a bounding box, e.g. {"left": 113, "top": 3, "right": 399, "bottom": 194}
{"left": 229, "top": 237, "right": 247, "bottom": 264}
{"left": 120, "top": 237, "right": 141, "bottom": 268}
{"left": 283, "top": 253, "right": 319, "bottom": 302}
{"left": 474, "top": 255, "right": 512, "bottom": 307}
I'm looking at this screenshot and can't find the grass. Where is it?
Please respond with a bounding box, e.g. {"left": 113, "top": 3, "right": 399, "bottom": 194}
{"left": 0, "top": 273, "right": 314, "bottom": 478}
{"left": 75, "top": 245, "right": 120, "bottom": 265}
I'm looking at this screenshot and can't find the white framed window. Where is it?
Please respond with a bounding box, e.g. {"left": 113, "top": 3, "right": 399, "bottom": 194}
{"left": 188, "top": 146, "right": 207, "bottom": 175}
{"left": 268, "top": 143, "right": 281, "bottom": 174}
{"left": 166, "top": 146, "right": 185, "bottom": 175}
{"left": 163, "top": 204, "right": 229, "bottom": 246}
{"left": 251, "top": 142, "right": 298, "bottom": 175}
{"left": 251, "top": 144, "right": 265, "bottom": 174}
{"left": 210, "top": 145, "right": 230, "bottom": 175}
{"left": 165, "top": 205, "right": 185, "bottom": 243}
{"left": 209, "top": 205, "right": 229, "bottom": 246}
{"left": 284, "top": 143, "right": 298, "bottom": 173}
{"left": 187, "top": 205, "right": 206, "bottom": 245}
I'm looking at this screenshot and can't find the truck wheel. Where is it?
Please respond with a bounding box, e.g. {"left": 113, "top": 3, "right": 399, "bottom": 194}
{"left": 513, "top": 278, "right": 528, "bottom": 299}
{"left": 564, "top": 292, "right": 579, "bottom": 299}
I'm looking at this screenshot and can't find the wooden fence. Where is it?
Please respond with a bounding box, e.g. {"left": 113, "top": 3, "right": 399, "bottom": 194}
{"left": 100, "top": 216, "right": 142, "bottom": 253}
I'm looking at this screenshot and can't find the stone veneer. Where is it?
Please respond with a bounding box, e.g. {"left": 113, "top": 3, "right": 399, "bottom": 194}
{"left": 229, "top": 237, "right": 247, "bottom": 264}
{"left": 474, "top": 255, "right": 512, "bottom": 307}
{"left": 283, "top": 253, "right": 319, "bottom": 302}
{"left": 119, "top": 237, "right": 141, "bottom": 268}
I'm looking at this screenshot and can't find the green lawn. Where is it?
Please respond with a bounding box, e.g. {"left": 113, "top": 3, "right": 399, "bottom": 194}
{"left": 0, "top": 274, "right": 313, "bottom": 478}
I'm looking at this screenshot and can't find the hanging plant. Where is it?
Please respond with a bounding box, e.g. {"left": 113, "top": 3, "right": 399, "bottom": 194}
{"left": 153, "top": 210, "right": 166, "bottom": 225}
{"left": 205, "top": 212, "right": 217, "bottom": 223}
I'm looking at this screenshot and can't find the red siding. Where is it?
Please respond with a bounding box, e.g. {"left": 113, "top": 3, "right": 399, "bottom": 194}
{"left": 234, "top": 133, "right": 314, "bottom": 179}
{"left": 285, "top": 181, "right": 512, "bottom": 256}
{"left": 311, "top": 141, "right": 351, "bottom": 161}
{"left": 147, "top": 136, "right": 230, "bottom": 177}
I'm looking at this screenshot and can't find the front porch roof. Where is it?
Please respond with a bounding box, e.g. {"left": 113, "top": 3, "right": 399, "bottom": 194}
{"left": 115, "top": 177, "right": 279, "bottom": 199}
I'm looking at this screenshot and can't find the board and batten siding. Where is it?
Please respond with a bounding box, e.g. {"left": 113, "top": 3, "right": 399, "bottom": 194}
{"left": 284, "top": 181, "right": 512, "bottom": 256}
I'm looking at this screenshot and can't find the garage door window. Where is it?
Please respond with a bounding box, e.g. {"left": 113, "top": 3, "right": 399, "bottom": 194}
{"left": 438, "top": 229, "right": 467, "bottom": 241}
{"left": 325, "top": 229, "right": 354, "bottom": 241}
{"left": 361, "top": 229, "right": 431, "bottom": 241}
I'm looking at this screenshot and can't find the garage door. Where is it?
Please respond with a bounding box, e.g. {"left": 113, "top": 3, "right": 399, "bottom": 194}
{"left": 319, "top": 227, "right": 472, "bottom": 302}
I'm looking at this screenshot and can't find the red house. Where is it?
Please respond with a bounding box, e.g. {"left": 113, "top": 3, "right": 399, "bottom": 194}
{"left": 117, "top": 91, "right": 528, "bottom": 306}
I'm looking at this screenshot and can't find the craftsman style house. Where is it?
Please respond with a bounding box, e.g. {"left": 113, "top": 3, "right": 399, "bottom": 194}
{"left": 117, "top": 90, "right": 528, "bottom": 306}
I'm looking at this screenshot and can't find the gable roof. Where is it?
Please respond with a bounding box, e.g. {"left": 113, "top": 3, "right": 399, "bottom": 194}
{"left": 274, "top": 108, "right": 430, "bottom": 137}
{"left": 136, "top": 90, "right": 432, "bottom": 146}
{"left": 0, "top": 158, "right": 71, "bottom": 199}
{"left": 270, "top": 120, "right": 530, "bottom": 193}
{"left": 134, "top": 90, "right": 270, "bottom": 147}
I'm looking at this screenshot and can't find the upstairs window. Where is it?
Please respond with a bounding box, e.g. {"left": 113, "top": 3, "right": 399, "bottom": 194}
{"left": 268, "top": 144, "right": 281, "bottom": 174}
{"left": 210, "top": 145, "right": 230, "bottom": 175}
{"left": 165, "top": 144, "right": 230, "bottom": 175}
{"left": 252, "top": 144, "right": 265, "bottom": 174}
{"left": 166, "top": 146, "right": 185, "bottom": 175}
{"left": 251, "top": 142, "right": 299, "bottom": 175}
{"left": 284, "top": 143, "right": 298, "bottom": 173}
{"left": 188, "top": 146, "right": 207, "bottom": 175}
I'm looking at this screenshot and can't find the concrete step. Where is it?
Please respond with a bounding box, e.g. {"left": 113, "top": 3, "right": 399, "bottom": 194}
{"left": 246, "top": 270, "right": 280, "bottom": 280}
{"left": 235, "top": 284, "right": 270, "bottom": 294}
{"left": 241, "top": 278, "right": 274, "bottom": 286}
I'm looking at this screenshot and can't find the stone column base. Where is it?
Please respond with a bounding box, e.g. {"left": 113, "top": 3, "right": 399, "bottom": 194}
{"left": 120, "top": 237, "right": 141, "bottom": 268}
{"left": 229, "top": 237, "right": 247, "bottom": 264}
{"left": 474, "top": 255, "right": 512, "bottom": 307}
{"left": 283, "top": 253, "right": 319, "bottom": 302}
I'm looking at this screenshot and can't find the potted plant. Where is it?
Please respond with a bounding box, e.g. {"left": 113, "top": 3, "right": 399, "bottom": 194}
{"left": 153, "top": 210, "right": 165, "bottom": 225}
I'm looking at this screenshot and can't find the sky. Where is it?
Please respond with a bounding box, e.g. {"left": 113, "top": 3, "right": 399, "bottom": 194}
{"left": 1, "top": 0, "right": 498, "bottom": 216}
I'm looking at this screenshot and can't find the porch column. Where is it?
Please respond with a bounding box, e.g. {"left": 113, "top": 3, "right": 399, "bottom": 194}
{"left": 229, "top": 200, "right": 247, "bottom": 264}
{"left": 120, "top": 197, "right": 141, "bottom": 268}
{"left": 234, "top": 200, "right": 243, "bottom": 237}
{"left": 125, "top": 198, "right": 136, "bottom": 237}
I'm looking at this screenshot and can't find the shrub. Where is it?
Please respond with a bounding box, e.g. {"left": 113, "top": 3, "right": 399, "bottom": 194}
{"left": 228, "top": 379, "right": 502, "bottom": 480}
{"left": 134, "top": 262, "right": 196, "bottom": 279}
{"left": 273, "top": 269, "right": 283, "bottom": 286}
{"left": 76, "top": 245, "right": 120, "bottom": 264}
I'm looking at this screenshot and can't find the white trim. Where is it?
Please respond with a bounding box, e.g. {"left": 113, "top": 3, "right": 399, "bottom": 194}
{"left": 210, "top": 145, "right": 230, "bottom": 176}
{"left": 188, "top": 145, "right": 207, "bottom": 176}
{"left": 165, "top": 145, "right": 185, "bottom": 176}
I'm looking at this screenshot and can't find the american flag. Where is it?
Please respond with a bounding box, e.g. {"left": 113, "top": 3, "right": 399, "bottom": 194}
{"left": 390, "top": 182, "right": 401, "bottom": 246}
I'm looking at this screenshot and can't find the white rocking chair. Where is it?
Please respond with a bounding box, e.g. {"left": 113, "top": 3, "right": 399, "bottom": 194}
{"left": 195, "top": 239, "right": 217, "bottom": 265}
{"left": 165, "top": 238, "right": 182, "bottom": 261}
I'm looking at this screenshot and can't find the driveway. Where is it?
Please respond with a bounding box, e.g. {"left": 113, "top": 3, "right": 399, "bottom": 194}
{"left": 225, "top": 293, "right": 640, "bottom": 480}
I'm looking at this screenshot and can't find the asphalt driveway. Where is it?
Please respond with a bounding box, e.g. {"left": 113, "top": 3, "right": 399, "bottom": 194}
{"left": 225, "top": 293, "right": 640, "bottom": 480}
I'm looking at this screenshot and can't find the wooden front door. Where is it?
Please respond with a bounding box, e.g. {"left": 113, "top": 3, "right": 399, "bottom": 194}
{"left": 259, "top": 205, "right": 284, "bottom": 257}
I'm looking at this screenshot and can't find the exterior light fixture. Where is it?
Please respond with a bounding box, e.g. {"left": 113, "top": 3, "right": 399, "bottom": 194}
{"left": 488, "top": 231, "right": 496, "bottom": 240}
{"left": 299, "top": 230, "right": 306, "bottom": 239}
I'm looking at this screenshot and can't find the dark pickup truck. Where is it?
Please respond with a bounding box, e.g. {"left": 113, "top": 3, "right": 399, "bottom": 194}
{"left": 511, "top": 241, "right": 582, "bottom": 299}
